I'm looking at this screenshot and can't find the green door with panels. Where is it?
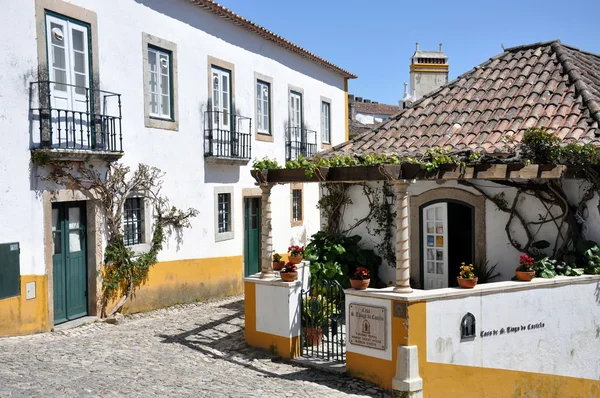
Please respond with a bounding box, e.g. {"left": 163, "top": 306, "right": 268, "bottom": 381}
{"left": 52, "top": 202, "right": 88, "bottom": 324}
{"left": 244, "top": 198, "right": 260, "bottom": 277}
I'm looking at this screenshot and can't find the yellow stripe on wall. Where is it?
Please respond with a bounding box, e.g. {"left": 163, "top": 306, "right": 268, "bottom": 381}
{"left": 0, "top": 275, "right": 48, "bottom": 337}
{"left": 122, "top": 256, "right": 243, "bottom": 314}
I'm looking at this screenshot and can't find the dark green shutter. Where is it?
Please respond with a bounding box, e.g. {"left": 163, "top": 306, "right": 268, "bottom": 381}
{"left": 0, "top": 242, "right": 20, "bottom": 299}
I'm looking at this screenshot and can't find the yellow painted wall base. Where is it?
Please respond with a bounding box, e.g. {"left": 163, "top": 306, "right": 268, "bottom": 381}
{"left": 244, "top": 282, "right": 300, "bottom": 359}
{"left": 347, "top": 351, "right": 395, "bottom": 391}
{"left": 122, "top": 256, "right": 243, "bottom": 314}
{"left": 0, "top": 275, "right": 49, "bottom": 337}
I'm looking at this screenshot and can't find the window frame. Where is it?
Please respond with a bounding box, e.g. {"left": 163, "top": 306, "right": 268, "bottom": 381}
{"left": 290, "top": 183, "right": 304, "bottom": 227}
{"left": 254, "top": 72, "right": 274, "bottom": 142}
{"left": 142, "top": 33, "right": 178, "bottom": 131}
{"left": 321, "top": 100, "right": 331, "bottom": 144}
{"left": 123, "top": 197, "right": 144, "bottom": 247}
{"left": 256, "top": 79, "right": 271, "bottom": 135}
{"left": 214, "top": 186, "right": 235, "bottom": 242}
{"left": 147, "top": 45, "right": 173, "bottom": 121}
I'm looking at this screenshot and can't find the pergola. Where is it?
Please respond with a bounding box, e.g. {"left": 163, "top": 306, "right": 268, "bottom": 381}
{"left": 251, "top": 163, "right": 576, "bottom": 292}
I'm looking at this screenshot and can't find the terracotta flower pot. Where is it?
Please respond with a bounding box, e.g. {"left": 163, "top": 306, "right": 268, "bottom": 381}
{"left": 280, "top": 271, "right": 298, "bottom": 282}
{"left": 289, "top": 255, "right": 303, "bottom": 264}
{"left": 304, "top": 327, "right": 323, "bottom": 346}
{"left": 350, "top": 278, "right": 370, "bottom": 290}
{"left": 457, "top": 276, "right": 478, "bottom": 289}
{"left": 516, "top": 270, "right": 535, "bottom": 281}
{"left": 273, "top": 261, "right": 285, "bottom": 271}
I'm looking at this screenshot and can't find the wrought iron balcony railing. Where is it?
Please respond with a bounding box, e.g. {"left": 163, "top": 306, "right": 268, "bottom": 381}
{"left": 30, "top": 81, "right": 123, "bottom": 153}
{"left": 204, "top": 111, "right": 252, "bottom": 161}
{"left": 285, "top": 126, "right": 317, "bottom": 161}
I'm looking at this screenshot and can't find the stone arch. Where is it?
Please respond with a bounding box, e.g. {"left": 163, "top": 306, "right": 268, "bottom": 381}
{"left": 409, "top": 187, "right": 486, "bottom": 288}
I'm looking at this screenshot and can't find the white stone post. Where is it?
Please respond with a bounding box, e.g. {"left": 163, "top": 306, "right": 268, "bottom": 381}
{"left": 392, "top": 345, "right": 423, "bottom": 397}
{"left": 394, "top": 182, "right": 412, "bottom": 293}
{"left": 260, "top": 184, "right": 275, "bottom": 279}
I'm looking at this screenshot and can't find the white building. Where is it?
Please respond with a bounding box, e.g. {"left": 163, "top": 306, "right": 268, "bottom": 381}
{"left": 0, "top": 0, "right": 355, "bottom": 336}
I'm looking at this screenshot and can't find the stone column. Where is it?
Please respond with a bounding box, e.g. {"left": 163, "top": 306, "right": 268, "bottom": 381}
{"left": 260, "top": 184, "right": 276, "bottom": 279}
{"left": 394, "top": 182, "right": 412, "bottom": 293}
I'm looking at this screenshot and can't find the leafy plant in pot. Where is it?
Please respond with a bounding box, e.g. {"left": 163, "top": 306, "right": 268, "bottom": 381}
{"left": 280, "top": 262, "right": 298, "bottom": 282}
{"left": 301, "top": 294, "right": 340, "bottom": 346}
{"left": 350, "top": 267, "right": 370, "bottom": 290}
{"left": 457, "top": 262, "right": 478, "bottom": 288}
{"left": 288, "top": 245, "right": 304, "bottom": 264}
{"left": 272, "top": 253, "right": 284, "bottom": 271}
{"left": 516, "top": 254, "right": 535, "bottom": 281}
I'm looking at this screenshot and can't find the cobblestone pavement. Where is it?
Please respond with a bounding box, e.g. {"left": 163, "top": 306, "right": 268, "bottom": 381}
{"left": 0, "top": 296, "right": 387, "bottom": 397}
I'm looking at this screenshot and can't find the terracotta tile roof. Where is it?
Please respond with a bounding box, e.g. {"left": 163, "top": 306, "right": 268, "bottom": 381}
{"left": 349, "top": 119, "right": 372, "bottom": 138}
{"left": 331, "top": 41, "right": 600, "bottom": 157}
{"left": 353, "top": 101, "right": 400, "bottom": 115}
{"left": 187, "top": 0, "right": 357, "bottom": 79}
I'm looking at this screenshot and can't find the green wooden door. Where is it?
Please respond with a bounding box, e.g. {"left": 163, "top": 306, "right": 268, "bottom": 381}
{"left": 244, "top": 198, "right": 260, "bottom": 277}
{"left": 52, "top": 202, "right": 88, "bottom": 324}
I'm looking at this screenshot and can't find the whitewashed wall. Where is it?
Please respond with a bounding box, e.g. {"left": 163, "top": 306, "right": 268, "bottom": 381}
{"left": 340, "top": 180, "right": 600, "bottom": 287}
{"left": 355, "top": 113, "right": 389, "bottom": 125}
{"left": 426, "top": 278, "right": 600, "bottom": 380}
{"left": 0, "top": 0, "right": 347, "bottom": 275}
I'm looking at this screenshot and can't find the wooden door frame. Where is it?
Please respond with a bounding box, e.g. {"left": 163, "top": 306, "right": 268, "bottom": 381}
{"left": 242, "top": 188, "right": 262, "bottom": 278}
{"left": 43, "top": 190, "right": 102, "bottom": 329}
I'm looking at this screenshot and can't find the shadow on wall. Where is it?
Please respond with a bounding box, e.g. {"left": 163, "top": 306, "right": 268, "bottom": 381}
{"left": 134, "top": 0, "right": 344, "bottom": 89}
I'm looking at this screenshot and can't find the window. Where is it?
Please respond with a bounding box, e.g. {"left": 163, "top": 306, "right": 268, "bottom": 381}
{"left": 291, "top": 183, "right": 303, "bottom": 226}
{"left": 214, "top": 187, "right": 234, "bottom": 242}
{"left": 460, "top": 313, "right": 476, "bottom": 341}
{"left": 256, "top": 80, "right": 270, "bottom": 135}
{"left": 124, "top": 198, "right": 143, "bottom": 246}
{"left": 321, "top": 101, "right": 331, "bottom": 144}
{"left": 217, "top": 193, "right": 231, "bottom": 233}
{"left": 147, "top": 46, "right": 172, "bottom": 119}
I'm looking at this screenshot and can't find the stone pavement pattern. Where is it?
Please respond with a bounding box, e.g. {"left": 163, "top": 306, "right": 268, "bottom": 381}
{"left": 0, "top": 296, "right": 386, "bottom": 397}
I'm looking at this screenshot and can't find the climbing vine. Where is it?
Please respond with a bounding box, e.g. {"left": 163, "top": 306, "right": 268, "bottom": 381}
{"left": 35, "top": 157, "right": 198, "bottom": 317}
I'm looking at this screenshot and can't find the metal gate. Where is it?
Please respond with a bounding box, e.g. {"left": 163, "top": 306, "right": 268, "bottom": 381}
{"left": 300, "top": 279, "right": 346, "bottom": 362}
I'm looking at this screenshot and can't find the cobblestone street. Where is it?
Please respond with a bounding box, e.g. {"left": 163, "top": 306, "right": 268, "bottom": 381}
{"left": 0, "top": 296, "right": 385, "bottom": 397}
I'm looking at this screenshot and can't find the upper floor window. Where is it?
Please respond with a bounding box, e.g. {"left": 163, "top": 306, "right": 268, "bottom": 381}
{"left": 124, "top": 198, "right": 143, "bottom": 246}
{"left": 321, "top": 101, "right": 331, "bottom": 144}
{"left": 256, "top": 80, "right": 270, "bottom": 135}
{"left": 148, "top": 46, "right": 172, "bottom": 120}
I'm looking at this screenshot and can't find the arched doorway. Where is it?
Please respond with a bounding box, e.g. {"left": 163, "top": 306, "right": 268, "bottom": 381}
{"left": 420, "top": 200, "right": 474, "bottom": 289}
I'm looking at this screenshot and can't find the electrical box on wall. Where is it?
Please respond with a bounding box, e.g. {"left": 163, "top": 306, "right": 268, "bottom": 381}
{"left": 0, "top": 242, "right": 20, "bottom": 299}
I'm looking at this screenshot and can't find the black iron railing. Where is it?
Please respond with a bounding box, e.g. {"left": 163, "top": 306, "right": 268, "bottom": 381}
{"left": 285, "top": 126, "right": 317, "bottom": 161}
{"left": 30, "top": 81, "right": 123, "bottom": 152}
{"left": 301, "top": 279, "right": 346, "bottom": 363}
{"left": 204, "top": 111, "right": 252, "bottom": 160}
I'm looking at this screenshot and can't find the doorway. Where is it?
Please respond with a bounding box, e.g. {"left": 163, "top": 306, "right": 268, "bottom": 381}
{"left": 421, "top": 201, "right": 474, "bottom": 289}
{"left": 244, "top": 198, "right": 260, "bottom": 277}
{"left": 52, "top": 201, "right": 88, "bottom": 324}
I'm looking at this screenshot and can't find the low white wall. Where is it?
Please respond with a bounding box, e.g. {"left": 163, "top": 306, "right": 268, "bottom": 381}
{"left": 426, "top": 276, "right": 600, "bottom": 380}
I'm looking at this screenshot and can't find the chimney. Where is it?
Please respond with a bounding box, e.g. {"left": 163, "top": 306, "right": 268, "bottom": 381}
{"left": 416, "top": 42, "right": 419, "bottom": 51}
{"left": 356, "top": 97, "right": 363, "bottom": 102}
{"left": 348, "top": 93, "right": 355, "bottom": 102}
{"left": 373, "top": 101, "right": 379, "bottom": 104}
{"left": 439, "top": 43, "right": 443, "bottom": 52}
{"left": 364, "top": 99, "right": 371, "bottom": 104}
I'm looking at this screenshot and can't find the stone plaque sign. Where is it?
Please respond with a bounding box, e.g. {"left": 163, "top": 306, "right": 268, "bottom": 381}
{"left": 349, "top": 303, "right": 386, "bottom": 350}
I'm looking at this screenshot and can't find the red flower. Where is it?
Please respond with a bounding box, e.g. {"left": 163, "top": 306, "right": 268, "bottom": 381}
{"left": 281, "top": 262, "right": 298, "bottom": 273}
{"left": 288, "top": 245, "right": 304, "bottom": 256}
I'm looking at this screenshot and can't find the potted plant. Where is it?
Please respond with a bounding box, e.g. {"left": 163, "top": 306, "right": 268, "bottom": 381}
{"left": 350, "top": 267, "right": 370, "bottom": 290}
{"left": 302, "top": 294, "right": 340, "bottom": 346}
{"left": 280, "top": 262, "right": 298, "bottom": 282}
{"left": 516, "top": 254, "right": 535, "bottom": 281}
{"left": 457, "top": 262, "right": 478, "bottom": 288}
{"left": 272, "top": 253, "right": 284, "bottom": 271}
{"left": 288, "top": 245, "right": 304, "bottom": 264}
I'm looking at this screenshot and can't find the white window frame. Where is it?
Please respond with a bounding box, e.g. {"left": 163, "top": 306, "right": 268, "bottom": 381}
{"left": 147, "top": 46, "right": 172, "bottom": 120}
{"left": 321, "top": 100, "right": 331, "bottom": 144}
{"left": 215, "top": 186, "right": 234, "bottom": 242}
{"left": 256, "top": 79, "right": 271, "bottom": 135}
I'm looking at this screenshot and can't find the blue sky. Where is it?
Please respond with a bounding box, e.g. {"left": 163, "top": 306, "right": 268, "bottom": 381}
{"left": 217, "top": 0, "right": 600, "bottom": 105}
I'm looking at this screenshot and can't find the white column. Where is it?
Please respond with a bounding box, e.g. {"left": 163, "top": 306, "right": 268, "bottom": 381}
{"left": 260, "top": 184, "right": 275, "bottom": 279}
{"left": 394, "top": 182, "right": 412, "bottom": 293}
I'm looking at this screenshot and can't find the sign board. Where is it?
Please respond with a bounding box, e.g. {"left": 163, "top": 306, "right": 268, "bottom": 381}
{"left": 349, "top": 303, "right": 386, "bottom": 350}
